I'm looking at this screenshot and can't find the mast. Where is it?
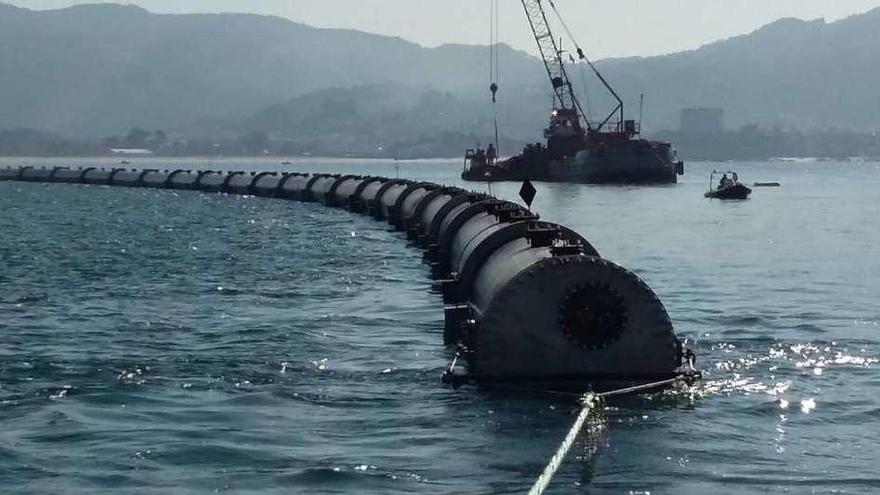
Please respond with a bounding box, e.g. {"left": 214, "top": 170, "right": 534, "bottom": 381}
{"left": 520, "top": 0, "right": 588, "bottom": 133}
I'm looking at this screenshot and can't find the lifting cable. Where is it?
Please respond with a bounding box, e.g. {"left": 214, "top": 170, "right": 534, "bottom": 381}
{"left": 547, "top": 0, "right": 624, "bottom": 131}
{"left": 546, "top": 0, "right": 597, "bottom": 91}
{"left": 488, "top": 0, "right": 501, "bottom": 155}
{"left": 572, "top": 53, "right": 594, "bottom": 123}
{"left": 547, "top": 0, "right": 598, "bottom": 129}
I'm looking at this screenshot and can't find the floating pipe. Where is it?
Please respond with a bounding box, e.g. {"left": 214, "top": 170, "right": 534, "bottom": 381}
{"left": 0, "top": 167, "right": 18, "bottom": 180}
{"left": 196, "top": 171, "right": 226, "bottom": 192}
{"left": 465, "top": 242, "right": 680, "bottom": 381}
{"left": 0, "top": 165, "right": 688, "bottom": 385}
{"left": 21, "top": 166, "right": 53, "bottom": 182}
{"left": 279, "top": 173, "right": 311, "bottom": 200}
{"left": 422, "top": 192, "right": 489, "bottom": 253}
{"left": 218, "top": 171, "right": 243, "bottom": 194}
{"left": 109, "top": 169, "right": 142, "bottom": 187}
{"left": 78, "top": 167, "right": 97, "bottom": 183}
{"left": 52, "top": 167, "right": 83, "bottom": 183}
{"left": 373, "top": 179, "right": 411, "bottom": 220}
{"left": 352, "top": 177, "right": 389, "bottom": 213}
{"left": 408, "top": 187, "right": 463, "bottom": 242}
{"left": 394, "top": 183, "right": 437, "bottom": 230}
{"left": 84, "top": 168, "right": 114, "bottom": 185}
{"left": 433, "top": 199, "right": 512, "bottom": 278}
{"left": 168, "top": 170, "right": 197, "bottom": 189}
{"left": 446, "top": 203, "right": 537, "bottom": 281}
{"left": 142, "top": 170, "right": 170, "bottom": 188}
{"left": 308, "top": 174, "right": 343, "bottom": 205}
{"left": 227, "top": 171, "right": 256, "bottom": 195}
{"left": 252, "top": 172, "right": 281, "bottom": 197}
{"left": 330, "top": 176, "right": 365, "bottom": 208}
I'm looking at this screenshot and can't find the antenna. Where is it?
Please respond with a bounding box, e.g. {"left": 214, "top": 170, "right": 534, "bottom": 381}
{"left": 639, "top": 93, "right": 645, "bottom": 136}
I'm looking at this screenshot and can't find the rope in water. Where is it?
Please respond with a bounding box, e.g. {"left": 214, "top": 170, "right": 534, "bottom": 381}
{"left": 526, "top": 374, "right": 694, "bottom": 495}
{"left": 527, "top": 393, "right": 596, "bottom": 495}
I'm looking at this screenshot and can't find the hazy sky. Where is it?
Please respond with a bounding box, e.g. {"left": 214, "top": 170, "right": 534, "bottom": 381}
{"left": 9, "top": 0, "right": 880, "bottom": 58}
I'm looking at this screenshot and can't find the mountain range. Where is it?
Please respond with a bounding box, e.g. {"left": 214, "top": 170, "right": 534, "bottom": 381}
{"left": 1, "top": 2, "right": 879, "bottom": 155}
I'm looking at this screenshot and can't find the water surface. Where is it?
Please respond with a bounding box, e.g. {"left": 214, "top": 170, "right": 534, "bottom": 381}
{"left": 1, "top": 157, "right": 878, "bottom": 493}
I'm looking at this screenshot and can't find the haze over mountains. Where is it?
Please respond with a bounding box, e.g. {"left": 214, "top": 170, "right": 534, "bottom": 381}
{"left": 598, "top": 11, "right": 880, "bottom": 133}
{"left": 1, "top": 2, "right": 878, "bottom": 156}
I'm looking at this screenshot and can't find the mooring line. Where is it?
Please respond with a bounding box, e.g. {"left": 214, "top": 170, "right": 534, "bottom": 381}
{"left": 527, "top": 374, "right": 695, "bottom": 495}
{"left": 527, "top": 393, "right": 596, "bottom": 495}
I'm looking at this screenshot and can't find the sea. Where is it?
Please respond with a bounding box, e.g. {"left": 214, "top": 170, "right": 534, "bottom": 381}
{"left": 1, "top": 157, "right": 878, "bottom": 494}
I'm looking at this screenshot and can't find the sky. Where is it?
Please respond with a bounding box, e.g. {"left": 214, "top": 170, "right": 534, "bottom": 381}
{"left": 8, "top": 0, "right": 880, "bottom": 59}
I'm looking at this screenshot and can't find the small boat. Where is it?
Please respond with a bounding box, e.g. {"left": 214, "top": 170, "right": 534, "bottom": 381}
{"left": 120, "top": 160, "right": 131, "bottom": 165}
{"left": 281, "top": 160, "right": 292, "bottom": 165}
{"left": 705, "top": 170, "right": 752, "bottom": 200}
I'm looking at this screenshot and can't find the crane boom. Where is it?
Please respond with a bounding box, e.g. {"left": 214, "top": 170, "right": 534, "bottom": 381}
{"left": 520, "top": 0, "right": 588, "bottom": 132}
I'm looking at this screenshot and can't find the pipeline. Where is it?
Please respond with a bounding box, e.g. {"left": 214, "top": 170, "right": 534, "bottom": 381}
{"left": 1, "top": 165, "right": 690, "bottom": 386}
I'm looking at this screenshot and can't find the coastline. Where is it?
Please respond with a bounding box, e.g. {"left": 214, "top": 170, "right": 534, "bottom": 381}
{"left": 1, "top": 155, "right": 877, "bottom": 165}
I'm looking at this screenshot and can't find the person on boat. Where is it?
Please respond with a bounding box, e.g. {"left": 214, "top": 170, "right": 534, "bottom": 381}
{"left": 718, "top": 173, "right": 733, "bottom": 189}
{"left": 487, "top": 143, "right": 497, "bottom": 165}
{"left": 475, "top": 148, "right": 487, "bottom": 168}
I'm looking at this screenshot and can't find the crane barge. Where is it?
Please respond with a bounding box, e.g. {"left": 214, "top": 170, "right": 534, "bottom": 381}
{"left": 462, "top": 0, "right": 684, "bottom": 184}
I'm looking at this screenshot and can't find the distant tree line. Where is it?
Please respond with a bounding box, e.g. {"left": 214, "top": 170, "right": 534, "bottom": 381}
{"left": 100, "top": 128, "right": 167, "bottom": 150}
{"left": 0, "top": 128, "right": 101, "bottom": 156}
{"left": 4, "top": 123, "right": 879, "bottom": 160}
{"left": 0, "top": 127, "right": 273, "bottom": 157}
{"left": 0, "top": 126, "right": 520, "bottom": 159}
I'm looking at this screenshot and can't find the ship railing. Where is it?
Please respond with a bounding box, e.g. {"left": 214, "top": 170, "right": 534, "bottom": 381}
{"left": 586, "top": 121, "right": 639, "bottom": 135}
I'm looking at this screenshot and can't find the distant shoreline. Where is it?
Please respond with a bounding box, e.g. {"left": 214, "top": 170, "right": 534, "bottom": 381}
{"left": 0, "top": 154, "right": 877, "bottom": 164}
{"left": 0, "top": 155, "right": 465, "bottom": 164}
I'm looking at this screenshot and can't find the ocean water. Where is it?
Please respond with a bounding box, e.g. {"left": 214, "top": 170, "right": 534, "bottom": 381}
{"left": 1, "top": 157, "right": 879, "bottom": 494}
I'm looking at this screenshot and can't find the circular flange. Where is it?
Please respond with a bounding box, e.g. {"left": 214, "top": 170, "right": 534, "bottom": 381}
{"left": 559, "top": 281, "right": 628, "bottom": 350}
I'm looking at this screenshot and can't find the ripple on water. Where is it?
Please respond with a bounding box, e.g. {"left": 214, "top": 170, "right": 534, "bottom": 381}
{"left": 2, "top": 163, "right": 880, "bottom": 494}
